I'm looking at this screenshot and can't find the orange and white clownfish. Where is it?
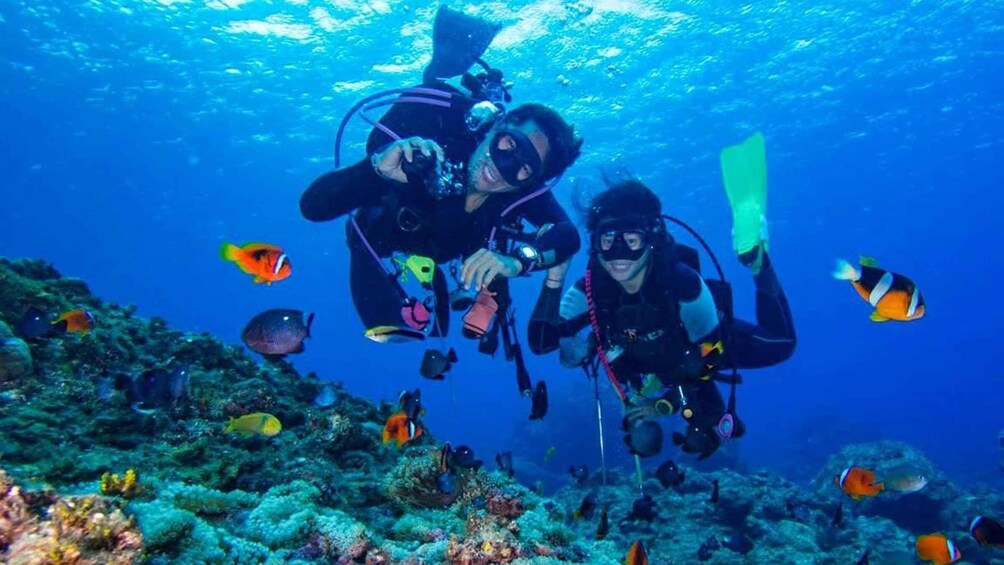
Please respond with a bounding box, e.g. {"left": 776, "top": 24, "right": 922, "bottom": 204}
{"left": 221, "top": 242, "right": 291, "bottom": 285}
{"left": 915, "top": 533, "right": 961, "bottom": 565}
{"left": 625, "top": 540, "right": 649, "bottom": 565}
{"left": 834, "top": 466, "right": 885, "bottom": 501}
{"left": 381, "top": 411, "right": 422, "bottom": 448}
{"left": 53, "top": 309, "right": 95, "bottom": 335}
{"left": 833, "top": 257, "right": 924, "bottom": 322}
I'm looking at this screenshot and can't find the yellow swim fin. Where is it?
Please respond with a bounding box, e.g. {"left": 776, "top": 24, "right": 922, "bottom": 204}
{"left": 720, "top": 132, "right": 768, "bottom": 273}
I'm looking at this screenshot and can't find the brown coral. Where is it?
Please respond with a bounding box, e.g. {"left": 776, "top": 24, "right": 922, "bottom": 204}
{"left": 326, "top": 412, "right": 354, "bottom": 449}
{"left": 484, "top": 489, "right": 524, "bottom": 520}
{"left": 445, "top": 531, "right": 522, "bottom": 565}
{"left": 0, "top": 469, "right": 143, "bottom": 564}
{"left": 384, "top": 448, "right": 459, "bottom": 510}
{"left": 0, "top": 470, "right": 38, "bottom": 550}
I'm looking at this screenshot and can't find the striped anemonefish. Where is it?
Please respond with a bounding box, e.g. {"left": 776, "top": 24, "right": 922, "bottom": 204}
{"left": 625, "top": 540, "right": 648, "bottom": 565}
{"left": 382, "top": 411, "right": 422, "bottom": 448}
{"left": 221, "top": 242, "right": 291, "bottom": 285}
{"left": 54, "top": 310, "right": 95, "bottom": 335}
{"left": 970, "top": 515, "right": 1004, "bottom": 547}
{"left": 833, "top": 257, "right": 924, "bottom": 322}
{"left": 915, "top": 533, "right": 961, "bottom": 565}
{"left": 834, "top": 466, "right": 884, "bottom": 501}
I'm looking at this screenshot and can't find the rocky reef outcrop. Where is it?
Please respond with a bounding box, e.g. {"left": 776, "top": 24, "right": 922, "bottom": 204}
{"left": 1, "top": 256, "right": 1001, "bottom": 564}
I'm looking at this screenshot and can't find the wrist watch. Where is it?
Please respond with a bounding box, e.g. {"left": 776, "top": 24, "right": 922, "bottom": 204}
{"left": 513, "top": 244, "right": 540, "bottom": 275}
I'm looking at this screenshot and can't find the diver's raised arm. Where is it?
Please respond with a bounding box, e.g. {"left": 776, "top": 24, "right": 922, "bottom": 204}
{"left": 299, "top": 159, "right": 391, "bottom": 222}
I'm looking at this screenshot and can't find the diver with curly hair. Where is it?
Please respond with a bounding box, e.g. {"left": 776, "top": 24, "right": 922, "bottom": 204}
{"left": 300, "top": 7, "right": 583, "bottom": 344}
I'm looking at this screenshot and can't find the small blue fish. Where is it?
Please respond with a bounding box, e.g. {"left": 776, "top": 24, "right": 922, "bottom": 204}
{"left": 625, "top": 494, "right": 657, "bottom": 522}
{"left": 437, "top": 471, "right": 456, "bottom": 494}
{"left": 116, "top": 366, "right": 190, "bottom": 414}
{"left": 17, "top": 307, "right": 57, "bottom": 339}
{"left": 569, "top": 464, "right": 589, "bottom": 483}
{"left": 313, "top": 383, "right": 338, "bottom": 408}
{"left": 722, "top": 533, "right": 753, "bottom": 555}
{"left": 496, "top": 451, "right": 514, "bottom": 478}
{"left": 168, "top": 365, "right": 190, "bottom": 399}
{"left": 96, "top": 375, "right": 115, "bottom": 402}
{"left": 448, "top": 445, "right": 482, "bottom": 470}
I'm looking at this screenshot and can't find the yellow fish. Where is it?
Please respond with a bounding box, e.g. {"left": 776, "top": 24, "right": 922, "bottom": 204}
{"left": 544, "top": 446, "right": 557, "bottom": 463}
{"left": 700, "top": 341, "right": 724, "bottom": 357}
{"left": 225, "top": 412, "right": 282, "bottom": 437}
{"left": 364, "top": 325, "right": 425, "bottom": 344}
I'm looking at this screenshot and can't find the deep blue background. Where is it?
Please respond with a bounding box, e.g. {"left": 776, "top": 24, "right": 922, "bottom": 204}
{"left": 1, "top": 0, "right": 1001, "bottom": 487}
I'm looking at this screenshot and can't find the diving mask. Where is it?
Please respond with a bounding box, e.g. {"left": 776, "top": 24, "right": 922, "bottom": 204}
{"left": 593, "top": 218, "right": 653, "bottom": 261}
{"left": 488, "top": 127, "right": 542, "bottom": 188}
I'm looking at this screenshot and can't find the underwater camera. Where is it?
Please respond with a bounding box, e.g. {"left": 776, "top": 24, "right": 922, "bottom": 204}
{"left": 401, "top": 152, "right": 465, "bottom": 200}
{"left": 461, "top": 63, "right": 511, "bottom": 106}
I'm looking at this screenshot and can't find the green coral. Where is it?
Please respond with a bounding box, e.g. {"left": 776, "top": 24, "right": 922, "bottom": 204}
{"left": 388, "top": 510, "right": 456, "bottom": 543}
{"left": 163, "top": 483, "right": 257, "bottom": 517}
{"left": 129, "top": 499, "right": 197, "bottom": 553}
{"left": 514, "top": 499, "right": 577, "bottom": 548}
{"left": 244, "top": 481, "right": 320, "bottom": 548}
{"left": 314, "top": 511, "right": 370, "bottom": 554}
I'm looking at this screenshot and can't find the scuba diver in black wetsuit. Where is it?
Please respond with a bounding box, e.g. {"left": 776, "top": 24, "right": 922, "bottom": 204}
{"left": 299, "top": 7, "right": 583, "bottom": 348}
{"left": 527, "top": 147, "right": 796, "bottom": 459}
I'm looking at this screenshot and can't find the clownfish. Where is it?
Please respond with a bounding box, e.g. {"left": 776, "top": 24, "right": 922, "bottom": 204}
{"left": 221, "top": 242, "right": 291, "bottom": 285}
{"left": 915, "top": 533, "right": 961, "bottom": 565}
{"left": 625, "top": 540, "right": 649, "bottom": 565}
{"left": 833, "top": 257, "right": 924, "bottom": 322}
{"left": 54, "top": 310, "right": 95, "bottom": 335}
{"left": 970, "top": 515, "right": 1004, "bottom": 547}
{"left": 834, "top": 466, "right": 884, "bottom": 501}
{"left": 382, "top": 411, "right": 422, "bottom": 448}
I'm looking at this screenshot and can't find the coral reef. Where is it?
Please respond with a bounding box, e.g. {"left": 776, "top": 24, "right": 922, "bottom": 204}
{"left": 1, "top": 257, "right": 1003, "bottom": 564}
{"left": 0, "top": 469, "right": 143, "bottom": 564}
{"left": 100, "top": 469, "right": 142, "bottom": 499}
{"left": 385, "top": 448, "right": 461, "bottom": 510}
{"left": 0, "top": 320, "right": 33, "bottom": 383}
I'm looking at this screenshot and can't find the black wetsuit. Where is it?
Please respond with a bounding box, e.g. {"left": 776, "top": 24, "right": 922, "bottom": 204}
{"left": 528, "top": 241, "right": 796, "bottom": 453}
{"left": 300, "top": 84, "right": 580, "bottom": 334}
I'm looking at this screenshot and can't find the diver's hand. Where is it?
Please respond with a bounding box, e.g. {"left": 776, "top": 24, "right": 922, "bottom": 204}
{"left": 462, "top": 248, "right": 522, "bottom": 290}
{"left": 544, "top": 260, "right": 572, "bottom": 289}
{"left": 371, "top": 137, "right": 445, "bottom": 183}
{"left": 625, "top": 393, "right": 676, "bottom": 424}
{"left": 624, "top": 396, "right": 660, "bottom": 424}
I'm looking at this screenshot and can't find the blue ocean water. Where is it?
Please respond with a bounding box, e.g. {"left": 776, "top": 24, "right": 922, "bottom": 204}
{"left": 1, "top": 0, "right": 1001, "bottom": 489}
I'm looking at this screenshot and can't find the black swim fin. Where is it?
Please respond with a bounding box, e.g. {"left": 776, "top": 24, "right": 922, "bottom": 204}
{"left": 423, "top": 6, "right": 502, "bottom": 82}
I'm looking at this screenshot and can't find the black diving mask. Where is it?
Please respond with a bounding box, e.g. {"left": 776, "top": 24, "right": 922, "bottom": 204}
{"left": 593, "top": 218, "right": 653, "bottom": 261}
{"left": 488, "top": 127, "right": 542, "bottom": 188}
